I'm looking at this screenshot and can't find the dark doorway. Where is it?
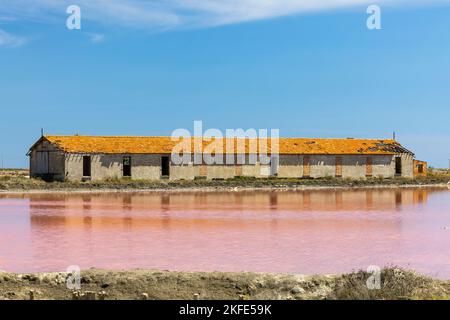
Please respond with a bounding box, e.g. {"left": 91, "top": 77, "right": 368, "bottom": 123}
{"left": 395, "top": 157, "right": 402, "bottom": 176}
{"left": 123, "top": 156, "right": 131, "bottom": 177}
{"left": 83, "top": 156, "right": 91, "bottom": 177}
{"left": 303, "top": 156, "right": 310, "bottom": 178}
{"left": 418, "top": 164, "right": 424, "bottom": 174}
{"left": 335, "top": 156, "right": 342, "bottom": 177}
{"left": 270, "top": 155, "right": 279, "bottom": 177}
{"left": 161, "top": 156, "right": 170, "bottom": 177}
{"left": 366, "top": 156, "right": 373, "bottom": 177}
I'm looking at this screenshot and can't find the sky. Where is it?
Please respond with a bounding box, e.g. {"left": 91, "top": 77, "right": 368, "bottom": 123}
{"left": 0, "top": 0, "right": 450, "bottom": 168}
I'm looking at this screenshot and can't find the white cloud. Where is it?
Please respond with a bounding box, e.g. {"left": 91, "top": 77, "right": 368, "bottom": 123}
{"left": 0, "top": 28, "right": 26, "bottom": 47}
{"left": 86, "top": 32, "right": 105, "bottom": 43}
{"left": 0, "top": 0, "right": 448, "bottom": 30}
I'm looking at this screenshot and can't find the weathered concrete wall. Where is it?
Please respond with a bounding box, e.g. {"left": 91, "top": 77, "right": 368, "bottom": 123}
{"left": 243, "top": 163, "right": 272, "bottom": 178}
{"left": 371, "top": 155, "right": 394, "bottom": 178}
{"left": 400, "top": 154, "right": 414, "bottom": 178}
{"left": 29, "top": 140, "right": 65, "bottom": 180}
{"left": 63, "top": 153, "right": 415, "bottom": 181}
{"left": 340, "top": 155, "right": 394, "bottom": 179}
{"left": 341, "top": 155, "right": 366, "bottom": 179}
{"left": 278, "top": 155, "right": 303, "bottom": 178}
{"left": 169, "top": 154, "right": 272, "bottom": 180}
{"left": 309, "top": 155, "right": 336, "bottom": 178}
{"left": 170, "top": 164, "right": 197, "bottom": 180}
{"left": 204, "top": 166, "right": 234, "bottom": 180}
{"left": 66, "top": 154, "right": 162, "bottom": 181}
{"left": 63, "top": 153, "right": 277, "bottom": 181}
{"left": 277, "top": 154, "right": 406, "bottom": 179}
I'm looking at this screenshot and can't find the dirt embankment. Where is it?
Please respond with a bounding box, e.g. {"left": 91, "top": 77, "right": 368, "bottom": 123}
{"left": 1, "top": 175, "right": 450, "bottom": 193}
{"left": 0, "top": 268, "right": 448, "bottom": 300}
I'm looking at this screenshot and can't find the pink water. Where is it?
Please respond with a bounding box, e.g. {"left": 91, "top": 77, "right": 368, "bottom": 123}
{"left": 0, "top": 188, "right": 449, "bottom": 278}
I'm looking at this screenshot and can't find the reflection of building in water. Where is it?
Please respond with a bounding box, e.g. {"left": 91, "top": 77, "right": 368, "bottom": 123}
{"left": 27, "top": 189, "right": 431, "bottom": 229}
{"left": 29, "top": 188, "right": 436, "bottom": 255}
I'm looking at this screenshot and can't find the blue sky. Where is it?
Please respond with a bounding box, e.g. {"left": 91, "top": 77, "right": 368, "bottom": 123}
{"left": 1, "top": 0, "right": 450, "bottom": 168}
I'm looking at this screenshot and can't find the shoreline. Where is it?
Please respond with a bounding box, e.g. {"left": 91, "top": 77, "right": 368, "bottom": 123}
{"left": 1, "top": 178, "right": 449, "bottom": 195}
{"left": 1, "top": 184, "right": 449, "bottom": 195}
{"left": 2, "top": 183, "right": 450, "bottom": 195}
{"left": 0, "top": 268, "right": 449, "bottom": 300}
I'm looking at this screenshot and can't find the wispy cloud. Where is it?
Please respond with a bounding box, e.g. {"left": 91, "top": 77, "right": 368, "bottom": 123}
{"left": 0, "top": 28, "right": 26, "bottom": 47}
{"left": 86, "top": 32, "right": 105, "bottom": 43}
{"left": 0, "top": 0, "right": 448, "bottom": 30}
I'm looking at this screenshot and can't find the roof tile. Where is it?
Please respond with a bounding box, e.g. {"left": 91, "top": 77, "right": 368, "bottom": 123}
{"left": 41, "top": 135, "right": 412, "bottom": 155}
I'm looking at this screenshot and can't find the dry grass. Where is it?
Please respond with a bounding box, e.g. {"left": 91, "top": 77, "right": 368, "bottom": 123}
{"left": 330, "top": 268, "right": 449, "bottom": 300}
{"left": 0, "top": 268, "right": 448, "bottom": 300}
{"left": 0, "top": 167, "right": 449, "bottom": 192}
{"left": 0, "top": 174, "right": 450, "bottom": 192}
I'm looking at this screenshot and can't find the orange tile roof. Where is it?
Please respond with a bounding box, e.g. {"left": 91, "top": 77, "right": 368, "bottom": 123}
{"left": 38, "top": 135, "right": 413, "bottom": 155}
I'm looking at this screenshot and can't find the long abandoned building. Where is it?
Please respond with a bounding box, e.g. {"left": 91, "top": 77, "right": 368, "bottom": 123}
{"left": 28, "top": 135, "right": 427, "bottom": 181}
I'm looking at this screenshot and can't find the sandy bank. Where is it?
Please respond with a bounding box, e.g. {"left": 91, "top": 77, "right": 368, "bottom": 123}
{"left": 0, "top": 268, "right": 448, "bottom": 300}
{"left": 1, "top": 176, "right": 449, "bottom": 195}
